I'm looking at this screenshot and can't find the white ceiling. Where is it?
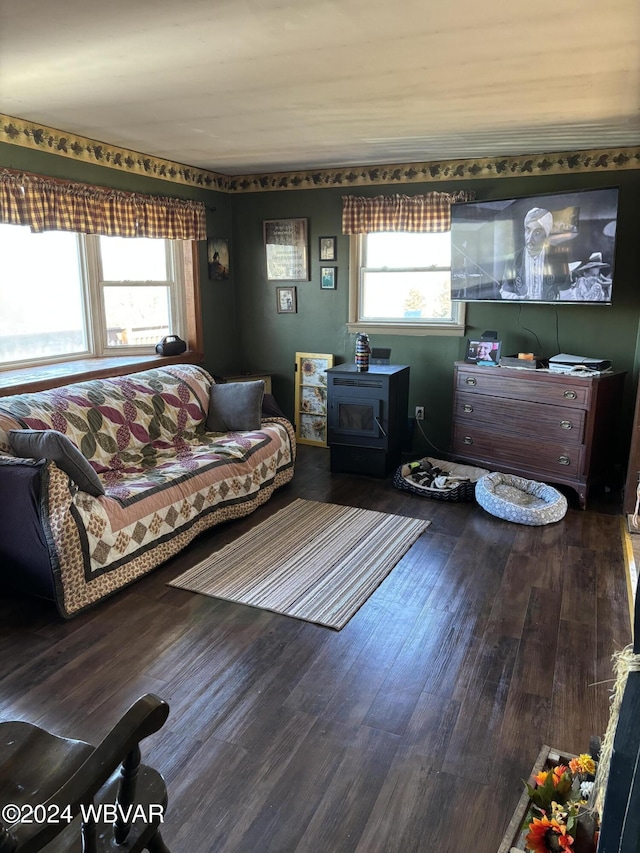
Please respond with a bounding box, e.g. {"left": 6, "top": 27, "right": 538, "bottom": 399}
{"left": 1, "top": 0, "right": 639, "bottom": 176}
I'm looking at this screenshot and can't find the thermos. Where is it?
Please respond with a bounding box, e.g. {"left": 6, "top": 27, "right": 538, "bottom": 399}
{"left": 355, "top": 333, "right": 370, "bottom": 372}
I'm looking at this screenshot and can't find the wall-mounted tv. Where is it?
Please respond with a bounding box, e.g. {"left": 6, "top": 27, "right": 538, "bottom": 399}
{"left": 450, "top": 187, "right": 619, "bottom": 304}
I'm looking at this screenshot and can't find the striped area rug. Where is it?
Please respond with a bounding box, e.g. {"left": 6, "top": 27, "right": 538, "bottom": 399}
{"left": 169, "top": 498, "right": 430, "bottom": 629}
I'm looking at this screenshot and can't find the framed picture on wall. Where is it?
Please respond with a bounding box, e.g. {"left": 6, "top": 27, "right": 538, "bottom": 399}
{"left": 207, "top": 237, "right": 230, "bottom": 280}
{"left": 320, "top": 266, "right": 337, "bottom": 290}
{"left": 264, "top": 218, "right": 309, "bottom": 281}
{"left": 276, "top": 286, "right": 297, "bottom": 314}
{"left": 319, "top": 236, "right": 336, "bottom": 261}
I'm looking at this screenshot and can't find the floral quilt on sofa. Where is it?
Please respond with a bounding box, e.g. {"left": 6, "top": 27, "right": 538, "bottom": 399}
{"left": 0, "top": 364, "right": 295, "bottom": 617}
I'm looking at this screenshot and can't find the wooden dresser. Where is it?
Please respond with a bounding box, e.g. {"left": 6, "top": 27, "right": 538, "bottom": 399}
{"left": 451, "top": 362, "right": 625, "bottom": 509}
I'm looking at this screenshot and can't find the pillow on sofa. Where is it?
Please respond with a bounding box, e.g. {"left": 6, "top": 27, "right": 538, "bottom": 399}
{"left": 261, "top": 393, "right": 287, "bottom": 419}
{"left": 206, "top": 380, "right": 265, "bottom": 432}
{"left": 8, "top": 429, "right": 105, "bottom": 497}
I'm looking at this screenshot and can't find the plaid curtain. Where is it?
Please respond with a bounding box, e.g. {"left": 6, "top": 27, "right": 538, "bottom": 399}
{"left": 0, "top": 170, "right": 206, "bottom": 239}
{"left": 342, "top": 191, "right": 475, "bottom": 234}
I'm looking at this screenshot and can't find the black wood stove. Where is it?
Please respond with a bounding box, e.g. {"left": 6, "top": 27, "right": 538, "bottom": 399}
{"left": 326, "top": 363, "right": 410, "bottom": 477}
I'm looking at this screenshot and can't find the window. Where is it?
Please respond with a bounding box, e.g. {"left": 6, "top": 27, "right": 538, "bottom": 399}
{"left": 347, "top": 231, "right": 466, "bottom": 336}
{"left": 0, "top": 224, "right": 186, "bottom": 368}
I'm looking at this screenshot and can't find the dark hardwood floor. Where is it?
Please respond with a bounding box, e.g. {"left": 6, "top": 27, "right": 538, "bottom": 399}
{"left": 0, "top": 446, "right": 632, "bottom": 852}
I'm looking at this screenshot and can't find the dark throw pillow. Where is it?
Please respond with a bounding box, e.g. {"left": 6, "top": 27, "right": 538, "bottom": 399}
{"left": 8, "top": 429, "right": 105, "bottom": 497}
{"left": 206, "top": 380, "right": 265, "bottom": 432}
{"left": 261, "top": 393, "right": 287, "bottom": 419}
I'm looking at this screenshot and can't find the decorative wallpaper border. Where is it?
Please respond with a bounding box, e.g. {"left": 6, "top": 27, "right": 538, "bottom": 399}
{"left": 230, "top": 147, "right": 640, "bottom": 193}
{"left": 2, "top": 114, "right": 639, "bottom": 194}
{"left": 0, "top": 114, "right": 229, "bottom": 191}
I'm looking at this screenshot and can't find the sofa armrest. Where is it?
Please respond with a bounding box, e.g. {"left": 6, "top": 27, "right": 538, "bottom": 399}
{"left": 0, "top": 457, "right": 55, "bottom": 599}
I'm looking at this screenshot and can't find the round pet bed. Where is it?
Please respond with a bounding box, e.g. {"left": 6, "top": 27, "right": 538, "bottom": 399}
{"left": 393, "top": 457, "right": 489, "bottom": 502}
{"left": 475, "top": 472, "right": 568, "bottom": 525}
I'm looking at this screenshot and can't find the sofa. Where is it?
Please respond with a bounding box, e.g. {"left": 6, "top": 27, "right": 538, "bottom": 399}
{"left": 0, "top": 364, "right": 295, "bottom": 617}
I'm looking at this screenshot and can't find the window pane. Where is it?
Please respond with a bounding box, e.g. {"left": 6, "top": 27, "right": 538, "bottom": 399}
{"left": 366, "top": 231, "right": 451, "bottom": 268}
{"left": 361, "top": 271, "right": 453, "bottom": 320}
{"left": 0, "top": 225, "right": 86, "bottom": 363}
{"left": 104, "top": 286, "right": 170, "bottom": 347}
{"left": 100, "top": 236, "right": 168, "bottom": 281}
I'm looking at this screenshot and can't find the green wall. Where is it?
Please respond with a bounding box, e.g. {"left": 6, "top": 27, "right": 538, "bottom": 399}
{"left": 2, "top": 139, "right": 640, "bottom": 465}
{"left": 231, "top": 170, "right": 640, "bottom": 461}
{"left": 0, "top": 142, "right": 237, "bottom": 375}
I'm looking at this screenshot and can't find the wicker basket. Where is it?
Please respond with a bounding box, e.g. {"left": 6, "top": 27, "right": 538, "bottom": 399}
{"left": 392, "top": 456, "right": 489, "bottom": 502}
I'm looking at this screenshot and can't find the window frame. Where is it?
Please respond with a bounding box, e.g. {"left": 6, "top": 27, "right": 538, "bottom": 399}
{"left": 0, "top": 249, "right": 202, "bottom": 401}
{"left": 87, "top": 234, "right": 186, "bottom": 356}
{"left": 347, "top": 233, "right": 466, "bottom": 336}
{"left": 0, "top": 228, "right": 192, "bottom": 373}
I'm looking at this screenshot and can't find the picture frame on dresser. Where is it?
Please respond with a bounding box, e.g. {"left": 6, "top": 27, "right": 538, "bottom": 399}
{"left": 465, "top": 340, "right": 501, "bottom": 365}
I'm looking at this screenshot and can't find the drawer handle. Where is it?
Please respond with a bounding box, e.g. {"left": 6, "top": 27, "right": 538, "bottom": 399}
{"left": 465, "top": 377, "right": 477, "bottom": 386}
{"left": 563, "top": 390, "right": 577, "bottom": 399}
{"left": 463, "top": 403, "right": 473, "bottom": 413}
{"left": 560, "top": 420, "right": 573, "bottom": 430}
{"left": 558, "top": 455, "right": 571, "bottom": 466}
{"left": 463, "top": 436, "right": 473, "bottom": 445}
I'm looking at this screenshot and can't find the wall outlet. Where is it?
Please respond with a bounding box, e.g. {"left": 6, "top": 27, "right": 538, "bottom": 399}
{"left": 415, "top": 406, "right": 425, "bottom": 420}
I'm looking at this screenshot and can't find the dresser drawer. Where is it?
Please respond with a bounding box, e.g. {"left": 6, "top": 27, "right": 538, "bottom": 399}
{"left": 454, "top": 392, "right": 585, "bottom": 445}
{"left": 452, "top": 425, "right": 584, "bottom": 478}
{"left": 455, "top": 368, "right": 591, "bottom": 408}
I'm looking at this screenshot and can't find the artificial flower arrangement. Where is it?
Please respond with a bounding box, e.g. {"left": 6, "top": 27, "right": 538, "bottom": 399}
{"left": 523, "top": 753, "right": 598, "bottom": 853}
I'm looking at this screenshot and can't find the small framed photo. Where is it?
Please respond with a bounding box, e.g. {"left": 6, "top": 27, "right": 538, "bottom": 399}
{"left": 319, "top": 236, "right": 336, "bottom": 261}
{"left": 276, "top": 286, "right": 297, "bottom": 314}
{"left": 320, "top": 266, "right": 337, "bottom": 290}
{"left": 465, "top": 339, "right": 502, "bottom": 365}
{"left": 207, "top": 237, "right": 230, "bottom": 280}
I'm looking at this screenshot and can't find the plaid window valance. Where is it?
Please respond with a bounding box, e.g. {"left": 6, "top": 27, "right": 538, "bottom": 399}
{"left": 342, "top": 191, "right": 475, "bottom": 234}
{"left": 0, "top": 170, "right": 206, "bottom": 240}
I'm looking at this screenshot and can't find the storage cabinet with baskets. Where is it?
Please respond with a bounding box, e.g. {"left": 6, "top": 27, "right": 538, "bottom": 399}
{"left": 451, "top": 362, "right": 625, "bottom": 509}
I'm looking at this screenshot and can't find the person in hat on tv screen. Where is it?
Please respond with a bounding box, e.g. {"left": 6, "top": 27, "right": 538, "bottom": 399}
{"left": 500, "top": 207, "right": 570, "bottom": 301}
{"left": 565, "top": 252, "right": 612, "bottom": 301}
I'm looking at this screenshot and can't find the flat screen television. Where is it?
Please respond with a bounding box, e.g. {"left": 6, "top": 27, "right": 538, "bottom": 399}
{"left": 450, "top": 187, "right": 619, "bottom": 304}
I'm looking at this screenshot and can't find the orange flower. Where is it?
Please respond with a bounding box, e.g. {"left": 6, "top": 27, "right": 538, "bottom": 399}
{"left": 534, "top": 766, "right": 570, "bottom": 787}
{"left": 553, "top": 765, "right": 570, "bottom": 785}
{"left": 525, "top": 816, "right": 575, "bottom": 852}
{"left": 569, "top": 754, "right": 596, "bottom": 775}
{"left": 534, "top": 770, "right": 550, "bottom": 786}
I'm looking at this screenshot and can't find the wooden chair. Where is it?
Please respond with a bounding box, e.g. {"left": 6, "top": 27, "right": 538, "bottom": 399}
{"left": 0, "top": 693, "right": 170, "bottom": 852}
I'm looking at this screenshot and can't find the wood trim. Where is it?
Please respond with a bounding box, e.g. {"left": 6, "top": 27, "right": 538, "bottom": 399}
{"left": 0, "top": 352, "right": 204, "bottom": 397}
{"left": 183, "top": 241, "right": 203, "bottom": 355}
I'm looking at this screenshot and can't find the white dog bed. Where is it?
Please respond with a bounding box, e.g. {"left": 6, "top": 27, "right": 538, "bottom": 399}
{"left": 475, "top": 472, "right": 568, "bottom": 525}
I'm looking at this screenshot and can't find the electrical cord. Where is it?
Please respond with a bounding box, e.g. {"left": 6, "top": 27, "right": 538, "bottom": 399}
{"left": 517, "top": 304, "right": 544, "bottom": 354}
{"left": 414, "top": 416, "right": 448, "bottom": 457}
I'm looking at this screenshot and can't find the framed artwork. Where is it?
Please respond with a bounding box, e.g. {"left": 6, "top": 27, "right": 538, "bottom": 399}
{"left": 207, "top": 237, "right": 230, "bottom": 280}
{"left": 319, "top": 236, "right": 336, "bottom": 261}
{"left": 264, "top": 218, "right": 309, "bottom": 281}
{"left": 465, "top": 339, "right": 502, "bottom": 365}
{"left": 320, "top": 266, "right": 337, "bottom": 290}
{"left": 294, "top": 352, "right": 335, "bottom": 447}
{"left": 276, "top": 286, "right": 297, "bottom": 314}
